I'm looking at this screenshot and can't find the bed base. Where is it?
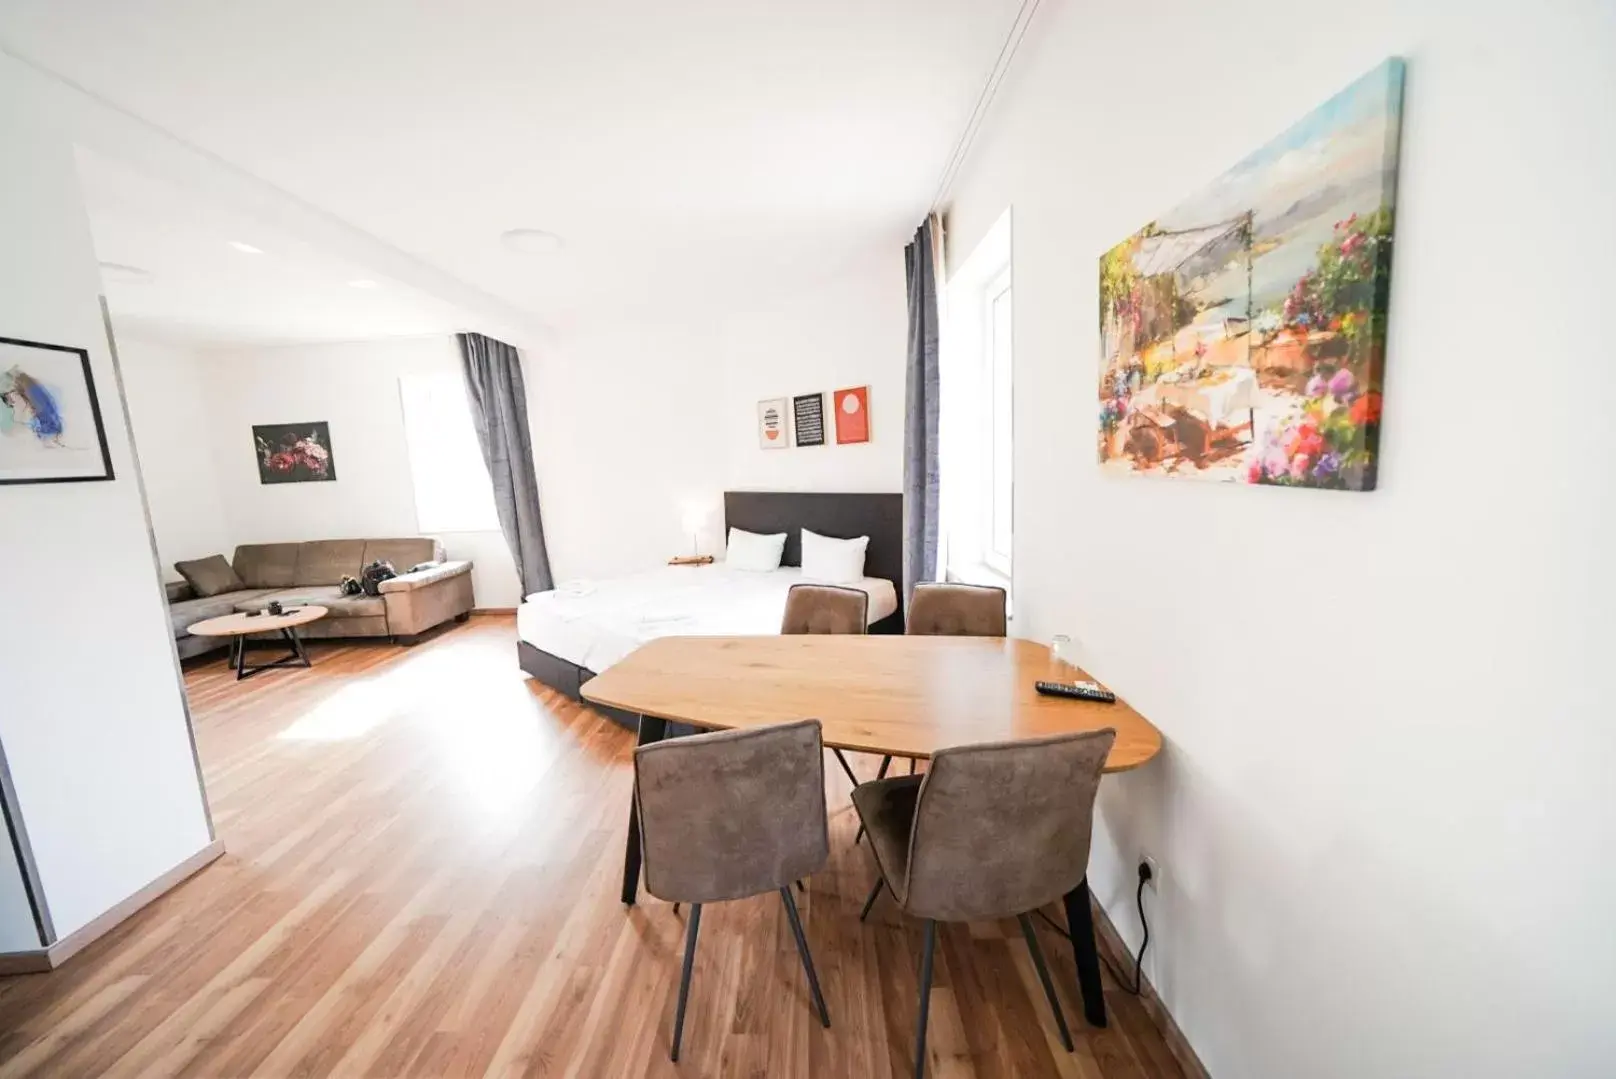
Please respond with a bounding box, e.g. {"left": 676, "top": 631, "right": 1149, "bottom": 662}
{"left": 517, "top": 640, "right": 643, "bottom": 732}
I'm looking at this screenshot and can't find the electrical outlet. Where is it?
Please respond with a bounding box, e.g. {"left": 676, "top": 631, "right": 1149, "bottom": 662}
{"left": 1139, "top": 854, "right": 1160, "bottom": 890}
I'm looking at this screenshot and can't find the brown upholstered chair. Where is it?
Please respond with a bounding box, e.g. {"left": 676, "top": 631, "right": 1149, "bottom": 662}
{"left": 634, "top": 719, "right": 832, "bottom": 1060}
{"left": 851, "top": 728, "right": 1117, "bottom": 1079}
{"left": 906, "top": 581, "right": 1008, "bottom": 636}
{"left": 781, "top": 582, "right": 868, "bottom": 636}
{"left": 780, "top": 584, "right": 871, "bottom": 791}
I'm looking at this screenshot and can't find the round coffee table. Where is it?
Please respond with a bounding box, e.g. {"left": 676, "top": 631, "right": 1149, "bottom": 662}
{"left": 187, "top": 605, "right": 329, "bottom": 680}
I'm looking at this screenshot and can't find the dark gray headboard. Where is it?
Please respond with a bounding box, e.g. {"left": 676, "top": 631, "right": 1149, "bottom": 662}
{"left": 723, "top": 490, "right": 904, "bottom": 594}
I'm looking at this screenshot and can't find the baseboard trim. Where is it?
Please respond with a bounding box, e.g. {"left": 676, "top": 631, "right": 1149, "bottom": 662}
{"left": 0, "top": 839, "right": 225, "bottom": 976}
{"left": 1091, "top": 897, "right": 1212, "bottom": 1079}
{"left": 470, "top": 607, "right": 517, "bottom": 614}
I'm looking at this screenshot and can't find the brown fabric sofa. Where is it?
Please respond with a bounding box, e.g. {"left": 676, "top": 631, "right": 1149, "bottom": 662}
{"left": 167, "top": 538, "right": 475, "bottom": 659}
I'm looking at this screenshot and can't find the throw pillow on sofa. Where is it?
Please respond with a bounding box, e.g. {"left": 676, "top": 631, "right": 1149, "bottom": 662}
{"left": 174, "top": 554, "right": 245, "bottom": 597}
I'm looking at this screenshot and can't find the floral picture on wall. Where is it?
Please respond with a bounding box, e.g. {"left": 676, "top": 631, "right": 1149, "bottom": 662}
{"left": 253, "top": 421, "right": 336, "bottom": 484}
{"left": 1098, "top": 58, "right": 1404, "bottom": 490}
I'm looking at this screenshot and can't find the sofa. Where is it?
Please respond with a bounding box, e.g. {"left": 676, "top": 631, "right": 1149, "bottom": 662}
{"left": 166, "top": 537, "right": 476, "bottom": 659}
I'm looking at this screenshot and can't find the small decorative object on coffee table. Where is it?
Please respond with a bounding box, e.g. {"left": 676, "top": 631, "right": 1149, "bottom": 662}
{"left": 186, "top": 605, "right": 328, "bottom": 681}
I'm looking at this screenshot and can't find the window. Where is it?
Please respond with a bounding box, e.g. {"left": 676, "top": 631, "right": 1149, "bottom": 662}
{"left": 985, "top": 266, "right": 1014, "bottom": 575}
{"left": 398, "top": 372, "right": 500, "bottom": 533}
{"left": 941, "top": 208, "right": 1014, "bottom": 591}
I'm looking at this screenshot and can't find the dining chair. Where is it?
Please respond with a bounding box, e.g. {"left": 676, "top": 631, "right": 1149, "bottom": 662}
{"left": 634, "top": 719, "right": 832, "bottom": 1061}
{"left": 906, "top": 581, "right": 1008, "bottom": 636}
{"left": 781, "top": 583, "right": 871, "bottom": 791}
{"left": 863, "top": 582, "right": 1011, "bottom": 796}
{"left": 851, "top": 728, "right": 1117, "bottom": 1079}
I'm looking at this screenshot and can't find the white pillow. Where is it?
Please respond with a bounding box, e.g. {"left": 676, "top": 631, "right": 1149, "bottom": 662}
{"left": 726, "top": 527, "right": 787, "bottom": 571}
{"left": 800, "top": 529, "right": 869, "bottom": 584}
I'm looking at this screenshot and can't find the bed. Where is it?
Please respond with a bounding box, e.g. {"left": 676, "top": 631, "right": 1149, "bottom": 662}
{"left": 517, "top": 491, "right": 903, "bottom": 729}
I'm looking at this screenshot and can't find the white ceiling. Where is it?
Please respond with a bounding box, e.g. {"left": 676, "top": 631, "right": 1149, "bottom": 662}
{"left": 1, "top": 1, "right": 1025, "bottom": 344}
{"left": 77, "top": 149, "right": 472, "bottom": 346}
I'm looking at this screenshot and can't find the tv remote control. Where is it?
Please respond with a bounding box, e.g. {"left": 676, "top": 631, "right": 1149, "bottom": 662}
{"left": 1035, "top": 680, "right": 1116, "bottom": 703}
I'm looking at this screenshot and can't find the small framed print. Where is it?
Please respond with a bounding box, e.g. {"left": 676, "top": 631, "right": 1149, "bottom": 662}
{"left": 833, "top": 385, "right": 870, "bottom": 444}
{"left": 0, "top": 336, "right": 114, "bottom": 485}
{"left": 758, "top": 398, "right": 788, "bottom": 449}
{"left": 792, "top": 392, "right": 826, "bottom": 447}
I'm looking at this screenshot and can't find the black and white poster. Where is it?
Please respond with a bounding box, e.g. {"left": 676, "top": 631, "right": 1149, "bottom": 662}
{"left": 792, "top": 392, "right": 825, "bottom": 447}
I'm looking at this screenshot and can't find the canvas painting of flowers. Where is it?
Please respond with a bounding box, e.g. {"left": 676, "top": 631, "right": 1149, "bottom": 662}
{"left": 1098, "top": 59, "right": 1403, "bottom": 491}
{"left": 253, "top": 422, "right": 336, "bottom": 484}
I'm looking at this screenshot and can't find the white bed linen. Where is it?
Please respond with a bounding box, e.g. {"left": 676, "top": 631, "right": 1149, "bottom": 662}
{"left": 518, "top": 564, "right": 899, "bottom": 673}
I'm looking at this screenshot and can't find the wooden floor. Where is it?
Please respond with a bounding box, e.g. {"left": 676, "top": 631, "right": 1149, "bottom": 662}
{"left": 0, "top": 614, "right": 1184, "bottom": 1078}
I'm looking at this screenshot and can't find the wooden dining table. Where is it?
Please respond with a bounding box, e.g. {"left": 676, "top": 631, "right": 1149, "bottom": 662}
{"left": 583, "top": 634, "right": 1162, "bottom": 1028}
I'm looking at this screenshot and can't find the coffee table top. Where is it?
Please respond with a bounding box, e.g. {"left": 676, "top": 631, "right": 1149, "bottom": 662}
{"left": 187, "top": 605, "right": 329, "bottom": 637}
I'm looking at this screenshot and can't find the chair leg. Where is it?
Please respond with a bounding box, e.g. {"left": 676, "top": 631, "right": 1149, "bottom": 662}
{"left": 796, "top": 879, "right": 805, "bottom": 892}
{"left": 780, "top": 887, "right": 830, "bottom": 1028}
{"left": 859, "top": 878, "right": 885, "bottom": 921}
{"left": 914, "top": 919, "right": 937, "bottom": 1079}
{"left": 1063, "top": 880, "right": 1108, "bottom": 1028}
{"left": 831, "top": 748, "right": 860, "bottom": 789}
{"left": 1018, "top": 913, "right": 1073, "bottom": 1051}
{"left": 670, "top": 903, "right": 702, "bottom": 1061}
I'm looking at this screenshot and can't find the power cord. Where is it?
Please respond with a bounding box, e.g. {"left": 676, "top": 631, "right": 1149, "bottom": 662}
{"left": 1034, "top": 861, "right": 1151, "bottom": 996}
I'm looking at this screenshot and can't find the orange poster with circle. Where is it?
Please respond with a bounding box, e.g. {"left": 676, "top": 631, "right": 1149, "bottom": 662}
{"left": 833, "top": 386, "right": 869, "bottom": 444}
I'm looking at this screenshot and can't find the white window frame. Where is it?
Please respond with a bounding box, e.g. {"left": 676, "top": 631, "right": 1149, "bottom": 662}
{"left": 398, "top": 371, "right": 501, "bottom": 534}
{"left": 983, "top": 265, "right": 1014, "bottom": 577}
{"left": 940, "top": 207, "right": 1014, "bottom": 598}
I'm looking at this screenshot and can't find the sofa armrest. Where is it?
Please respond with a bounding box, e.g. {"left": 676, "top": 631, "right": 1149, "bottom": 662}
{"left": 377, "top": 560, "right": 472, "bottom": 593}
{"left": 165, "top": 580, "right": 196, "bottom": 603}
{"left": 379, "top": 560, "right": 476, "bottom": 637}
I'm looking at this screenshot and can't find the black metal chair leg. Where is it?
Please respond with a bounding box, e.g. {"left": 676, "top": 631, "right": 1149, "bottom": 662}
{"left": 1018, "top": 913, "right": 1073, "bottom": 1051}
{"left": 859, "top": 878, "right": 885, "bottom": 921}
{"left": 914, "top": 919, "right": 936, "bottom": 1079}
{"left": 831, "top": 748, "right": 860, "bottom": 789}
{"left": 780, "top": 887, "right": 830, "bottom": 1027}
{"left": 670, "top": 902, "right": 702, "bottom": 1061}
{"left": 1063, "top": 879, "right": 1108, "bottom": 1027}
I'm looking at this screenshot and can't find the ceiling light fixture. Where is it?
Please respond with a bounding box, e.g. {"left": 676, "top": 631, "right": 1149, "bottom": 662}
{"left": 98, "top": 261, "right": 153, "bottom": 283}
{"left": 500, "top": 228, "right": 565, "bottom": 255}
{"left": 347, "top": 279, "right": 379, "bottom": 289}
{"left": 228, "top": 241, "right": 263, "bottom": 254}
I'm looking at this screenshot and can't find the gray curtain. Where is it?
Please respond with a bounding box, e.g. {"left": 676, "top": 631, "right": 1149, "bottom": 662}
{"left": 902, "top": 217, "right": 941, "bottom": 603}
{"left": 457, "top": 332, "right": 554, "bottom": 596}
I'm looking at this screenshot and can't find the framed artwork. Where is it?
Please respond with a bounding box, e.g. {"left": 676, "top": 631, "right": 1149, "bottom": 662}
{"left": 757, "top": 398, "right": 788, "bottom": 449}
{"left": 833, "top": 386, "right": 870, "bottom": 444}
{"left": 253, "top": 421, "right": 336, "bottom": 484}
{"left": 1098, "top": 58, "right": 1404, "bottom": 491}
{"left": 0, "top": 336, "right": 114, "bottom": 485}
{"left": 792, "top": 392, "right": 826, "bottom": 447}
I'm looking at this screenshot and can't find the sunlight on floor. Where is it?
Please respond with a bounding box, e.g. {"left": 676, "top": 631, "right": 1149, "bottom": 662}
{"left": 277, "top": 636, "right": 563, "bottom": 819}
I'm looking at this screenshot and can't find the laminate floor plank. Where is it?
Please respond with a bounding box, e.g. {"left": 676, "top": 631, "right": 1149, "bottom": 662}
{"left": 0, "top": 615, "right": 1185, "bottom": 1077}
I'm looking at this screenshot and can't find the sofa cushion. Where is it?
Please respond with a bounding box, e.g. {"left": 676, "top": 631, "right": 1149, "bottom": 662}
{"left": 169, "top": 590, "right": 275, "bottom": 636}
{"left": 295, "top": 540, "right": 368, "bottom": 586}
{"left": 240, "top": 585, "right": 385, "bottom": 619}
{"left": 174, "top": 554, "right": 245, "bottom": 598}
{"left": 362, "top": 538, "right": 442, "bottom": 573}
{"left": 233, "top": 543, "right": 300, "bottom": 588}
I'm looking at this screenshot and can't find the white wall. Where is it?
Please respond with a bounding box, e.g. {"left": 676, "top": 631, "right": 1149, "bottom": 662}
{"left": 0, "top": 53, "right": 214, "bottom": 944}
{"left": 721, "top": 247, "right": 908, "bottom": 494}
{"left": 116, "top": 336, "right": 232, "bottom": 578}
{"left": 192, "top": 336, "right": 523, "bottom": 607}
{"left": 943, "top": 2, "right": 1615, "bottom": 1076}
{"left": 527, "top": 322, "right": 729, "bottom": 574}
